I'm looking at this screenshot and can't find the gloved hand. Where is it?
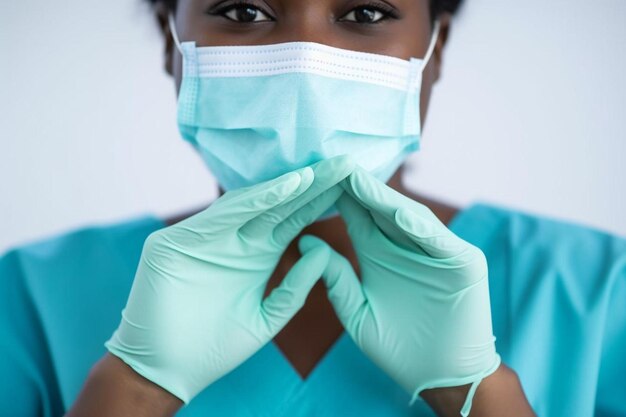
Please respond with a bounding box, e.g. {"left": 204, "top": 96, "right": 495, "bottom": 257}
{"left": 105, "top": 155, "right": 355, "bottom": 404}
{"left": 299, "top": 166, "right": 501, "bottom": 417}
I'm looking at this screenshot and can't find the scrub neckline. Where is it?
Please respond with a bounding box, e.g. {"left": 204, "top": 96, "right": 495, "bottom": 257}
{"left": 272, "top": 329, "right": 350, "bottom": 384}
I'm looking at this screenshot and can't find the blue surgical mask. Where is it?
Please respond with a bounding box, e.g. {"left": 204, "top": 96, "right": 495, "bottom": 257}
{"left": 168, "top": 15, "right": 439, "bottom": 217}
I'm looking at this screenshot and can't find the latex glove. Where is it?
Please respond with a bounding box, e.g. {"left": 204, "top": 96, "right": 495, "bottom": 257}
{"left": 105, "top": 156, "right": 355, "bottom": 404}
{"left": 298, "top": 166, "right": 501, "bottom": 417}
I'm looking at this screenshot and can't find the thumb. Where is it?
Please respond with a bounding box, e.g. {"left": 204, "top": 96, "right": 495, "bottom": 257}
{"left": 298, "top": 235, "right": 367, "bottom": 337}
{"left": 259, "top": 243, "right": 329, "bottom": 337}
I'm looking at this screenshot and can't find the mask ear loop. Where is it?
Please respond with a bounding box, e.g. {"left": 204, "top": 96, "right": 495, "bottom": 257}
{"left": 420, "top": 19, "right": 441, "bottom": 72}
{"left": 168, "top": 13, "right": 183, "bottom": 54}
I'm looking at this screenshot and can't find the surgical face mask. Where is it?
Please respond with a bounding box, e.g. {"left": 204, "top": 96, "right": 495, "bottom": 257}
{"left": 168, "top": 15, "right": 439, "bottom": 218}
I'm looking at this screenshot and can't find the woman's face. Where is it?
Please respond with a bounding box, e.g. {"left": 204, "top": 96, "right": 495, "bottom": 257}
{"left": 157, "top": 0, "right": 451, "bottom": 133}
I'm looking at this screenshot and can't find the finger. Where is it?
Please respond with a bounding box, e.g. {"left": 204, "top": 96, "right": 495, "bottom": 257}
{"left": 394, "top": 207, "right": 467, "bottom": 258}
{"left": 337, "top": 190, "right": 420, "bottom": 254}
{"left": 342, "top": 166, "right": 442, "bottom": 227}
{"left": 258, "top": 243, "right": 329, "bottom": 337}
{"left": 213, "top": 166, "right": 312, "bottom": 206}
{"left": 274, "top": 155, "right": 355, "bottom": 220}
{"left": 272, "top": 185, "right": 344, "bottom": 247}
{"left": 214, "top": 166, "right": 313, "bottom": 216}
{"left": 180, "top": 169, "right": 309, "bottom": 234}
{"left": 341, "top": 167, "right": 449, "bottom": 252}
{"left": 239, "top": 155, "right": 355, "bottom": 242}
{"left": 298, "top": 235, "right": 367, "bottom": 337}
{"left": 335, "top": 192, "right": 376, "bottom": 239}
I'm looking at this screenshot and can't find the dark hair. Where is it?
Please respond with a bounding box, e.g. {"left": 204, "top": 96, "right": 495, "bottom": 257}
{"left": 147, "top": 0, "right": 464, "bottom": 18}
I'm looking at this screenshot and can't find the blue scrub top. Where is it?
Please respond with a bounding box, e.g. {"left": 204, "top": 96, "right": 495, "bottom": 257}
{"left": 1, "top": 201, "right": 625, "bottom": 416}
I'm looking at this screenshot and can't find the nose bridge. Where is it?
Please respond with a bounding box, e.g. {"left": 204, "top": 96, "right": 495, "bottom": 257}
{"left": 277, "top": 2, "right": 336, "bottom": 45}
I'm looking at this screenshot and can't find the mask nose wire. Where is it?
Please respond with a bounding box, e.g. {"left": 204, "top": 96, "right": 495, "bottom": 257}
{"left": 420, "top": 20, "right": 441, "bottom": 72}
{"left": 168, "top": 13, "right": 183, "bottom": 54}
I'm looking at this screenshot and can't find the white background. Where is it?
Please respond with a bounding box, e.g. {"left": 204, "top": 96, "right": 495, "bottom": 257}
{"left": 1, "top": 0, "right": 625, "bottom": 253}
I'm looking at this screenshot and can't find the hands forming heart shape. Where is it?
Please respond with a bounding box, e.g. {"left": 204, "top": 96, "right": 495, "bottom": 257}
{"left": 105, "top": 155, "right": 500, "bottom": 415}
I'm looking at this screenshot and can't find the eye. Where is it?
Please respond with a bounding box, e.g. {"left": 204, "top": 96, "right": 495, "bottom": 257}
{"left": 339, "top": 4, "right": 396, "bottom": 24}
{"left": 212, "top": 2, "right": 273, "bottom": 23}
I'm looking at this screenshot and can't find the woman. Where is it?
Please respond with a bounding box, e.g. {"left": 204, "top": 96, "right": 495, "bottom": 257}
{"left": 1, "top": 0, "right": 624, "bottom": 416}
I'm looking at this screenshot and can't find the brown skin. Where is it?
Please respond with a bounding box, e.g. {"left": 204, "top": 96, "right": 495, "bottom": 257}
{"left": 67, "top": 0, "right": 536, "bottom": 416}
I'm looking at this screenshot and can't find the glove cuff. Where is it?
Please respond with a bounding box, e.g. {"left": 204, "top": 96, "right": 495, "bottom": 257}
{"left": 408, "top": 353, "right": 502, "bottom": 417}
{"left": 458, "top": 354, "right": 502, "bottom": 417}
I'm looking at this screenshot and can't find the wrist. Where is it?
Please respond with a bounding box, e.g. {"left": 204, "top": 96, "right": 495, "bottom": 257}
{"left": 67, "top": 353, "right": 183, "bottom": 417}
{"left": 420, "top": 364, "right": 535, "bottom": 417}
{"left": 419, "top": 380, "right": 471, "bottom": 417}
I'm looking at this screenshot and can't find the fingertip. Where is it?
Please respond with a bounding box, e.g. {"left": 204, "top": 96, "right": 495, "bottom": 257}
{"left": 310, "top": 155, "right": 356, "bottom": 183}
{"left": 306, "top": 241, "right": 331, "bottom": 265}
{"left": 331, "top": 154, "right": 357, "bottom": 175}
{"left": 276, "top": 171, "right": 303, "bottom": 196}
{"left": 394, "top": 207, "right": 420, "bottom": 235}
{"left": 298, "top": 166, "right": 315, "bottom": 188}
{"left": 298, "top": 234, "right": 328, "bottom": 254}
{"left": 395, "top": 207, "right": 465, "bottom": 257}
{"left": 395, "top": 207, "right": 436, "bottom": 238}
{"left": 341, "top": 165, "right": 368, "bottom": 196}
{"left": 394, "top": 206, "right": 411, "bottom": 222}
{"left": 270, "top": 169, "right": 311, "bottom": 205}
{"left": 286, "top": 166, "right": 313, "bottom": 198}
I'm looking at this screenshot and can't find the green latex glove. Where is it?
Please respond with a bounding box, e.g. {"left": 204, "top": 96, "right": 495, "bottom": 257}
{"left": 105, "top": 156, "right": 355, "bottom": 404}
{"left": 298, "top": 166, "right": 501, "bottom": 417}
